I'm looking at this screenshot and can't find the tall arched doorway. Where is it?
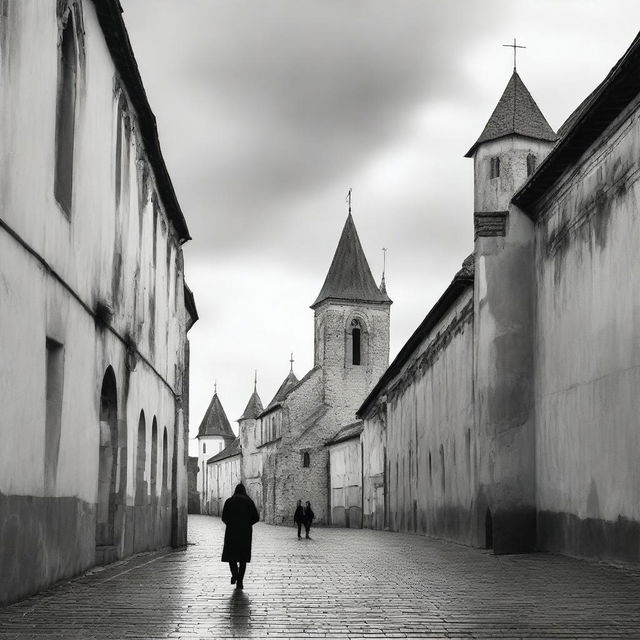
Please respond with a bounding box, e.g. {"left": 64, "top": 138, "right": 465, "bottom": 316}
{"left": 97, "top": 367, "right": 118, "bottom": 549}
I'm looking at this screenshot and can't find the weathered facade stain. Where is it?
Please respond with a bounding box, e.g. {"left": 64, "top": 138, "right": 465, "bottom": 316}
{"left": 0, "top": 2, "right": 196, "bottom": 605}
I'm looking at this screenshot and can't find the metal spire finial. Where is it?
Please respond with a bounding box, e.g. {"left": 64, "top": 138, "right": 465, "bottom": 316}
{"left": 254, "top": 369, "right": 257, "bottom": 392}
{"left": 289, "top": 352, "right": 295, "bottom": 373}
{"left": 214, "top": 380, "right": 217, "bottom": 395}
{"left": 503, "top": 38, "right": 526, "bottom": 70}
{"left": 346, "top": 188, "right": 352, "bottom": 215}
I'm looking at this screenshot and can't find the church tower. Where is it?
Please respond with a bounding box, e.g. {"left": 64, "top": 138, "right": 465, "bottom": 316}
{"left": 195, "top": 386, "right": 235, "bottom": 510}
{"left": 311, "top": 212, "right": 391, "bottom": 426}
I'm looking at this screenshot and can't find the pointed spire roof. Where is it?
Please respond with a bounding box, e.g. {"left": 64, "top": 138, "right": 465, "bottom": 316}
{"left": 264, "top": 370, "right": 299, "bottom": 412}
{"left": 239, "top": 389, "right": 263, "bottom": 421}
{"left": 465, "top": 70, "right": 556, "bottom": 157}
{"left": 311, "top": 214, "right": 392, "bottom": 309}
{"left": 197, "top": 390, "right": 235, "bottom": 439}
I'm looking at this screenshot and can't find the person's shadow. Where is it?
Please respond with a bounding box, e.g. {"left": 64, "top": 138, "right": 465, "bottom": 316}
{"left": 228, "top": 589, "right": 252, "bottom": 632}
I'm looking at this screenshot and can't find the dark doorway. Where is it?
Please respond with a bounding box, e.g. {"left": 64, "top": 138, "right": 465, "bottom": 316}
{"left": 485, "top": 508, "right": 493, "bottom": 549}
{"left": 97, "top": 367, "right": 118, "bottom": 548}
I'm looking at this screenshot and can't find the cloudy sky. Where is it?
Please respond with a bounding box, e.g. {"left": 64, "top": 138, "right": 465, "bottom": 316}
{"left": 120, "top": 0, "right": 640, "bottom": 453}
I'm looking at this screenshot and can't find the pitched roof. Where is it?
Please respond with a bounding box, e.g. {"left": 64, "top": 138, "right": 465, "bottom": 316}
{"left": 261, "top": 370, "right": 299, "bottom": 415}
{"left": 93, "top": 2, "right": 190, "bottom": 241}
{"left": 207, "top": 437, "right": 241, "bottom": 464}
{"left": 465, "top": 71, "right": 557, "bottom": 157}
{"left": 311, "top": 214, "right": 392, "bottom": 309}
{"left": 197, "top": 392, "right": 235, "bottom": 439}
{"left": 239, "top": 389, "right": 263, "bottom": 421}
{"left": 327, "top": 420, "right": 364, "bottom": 446}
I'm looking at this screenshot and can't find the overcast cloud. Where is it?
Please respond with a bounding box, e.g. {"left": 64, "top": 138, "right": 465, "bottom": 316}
{"left": 120, "top": 0, "right": 640, "bottom": 451}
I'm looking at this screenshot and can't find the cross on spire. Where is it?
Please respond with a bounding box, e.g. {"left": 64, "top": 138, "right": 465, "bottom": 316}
{"left": 289, "top": 352, "right": 295, "bottom": 372}
{"left": 503, "top": 37, "right": 526, "bottom": 70}
{"left": 346, "top": 188, "right": 352, "bottom": 215}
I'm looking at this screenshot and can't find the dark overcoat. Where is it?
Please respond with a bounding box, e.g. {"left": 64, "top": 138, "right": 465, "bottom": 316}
{"left": 294, "top": 506, "right": 304, "bottom": 523}
{"left": 221, "top": 493, "right": 259, "bottom": 562}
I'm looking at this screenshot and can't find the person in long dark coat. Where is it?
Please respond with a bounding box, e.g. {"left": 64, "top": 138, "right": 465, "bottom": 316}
{"left": 221, "top": 483, "right": 259, "bottom": 589}
{"left": 293, "top": 500, "right": 304, "bottom": 538}
{"left": 303, "top": 501, "right": 314, "bottom": 539}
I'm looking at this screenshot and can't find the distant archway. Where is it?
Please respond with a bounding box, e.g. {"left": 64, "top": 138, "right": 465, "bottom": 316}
{"left": 97, "top": 367, "right": 118, "bottom": 547}
{"left": 485, "top": 508, "right": 493, "bottom": 549}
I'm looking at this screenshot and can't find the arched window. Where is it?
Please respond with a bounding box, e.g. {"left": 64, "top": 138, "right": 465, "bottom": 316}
{"left": 135, "top": 411, "right": 146, "bottom": 505}
{"left": 351, "top": 319, "right": 361, "bottom": 366}
{"left": 527, "top": 153, "right": 537, "bottom": 176}
{"left": 54, "top": 10, "right": 78, "bottom": 214}
{"left": 303, "top": 452, "right": 310, "bottom": 468}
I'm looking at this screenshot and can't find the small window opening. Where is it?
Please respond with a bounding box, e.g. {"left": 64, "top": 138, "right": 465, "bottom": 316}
{"left": 527, "top": 153, "right": 537, "bottom": 176}
{"left": 351, "top": 319, "right": 361, "bottom": 366}
{"left": 303, "top": 452, "right": 310, "bottom": 468}
{"left": 203, "top": 442, "right": 206, "bottom": 454}
{"left": 54, "top": 13, "right": 78, "bottom": 214}
{"left": 490, "top": 156, "right": 500, "bottom": 179}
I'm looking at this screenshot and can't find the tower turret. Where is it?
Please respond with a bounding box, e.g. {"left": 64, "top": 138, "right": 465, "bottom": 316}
{"left": 466, "top": 70, "right": 556, "bottom": 214}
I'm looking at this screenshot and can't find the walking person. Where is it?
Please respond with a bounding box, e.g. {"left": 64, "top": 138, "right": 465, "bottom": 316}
{"left": 294, "top": 499, "right": 304, "bottom": 538}
{"left": 303, "top": 500, "right": 315, "bottom": 539}
{"left": 221, "top": 483, "right": 259, "bottom": 589}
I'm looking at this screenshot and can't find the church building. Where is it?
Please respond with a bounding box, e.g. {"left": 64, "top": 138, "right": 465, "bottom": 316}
{"left": 356, "top": 33, "right": 640, "bottom": 565}
{"left": 202, "top": 212, "right": 391, "bottom": 524}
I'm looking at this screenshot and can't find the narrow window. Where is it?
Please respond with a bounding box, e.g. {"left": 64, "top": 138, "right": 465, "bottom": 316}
{"left": 135, "top": 411, "right": 146, "bottom": 505}
{"left": 162, "top": 428, "right": 168, "bottom": 491}
{"left": 489, "top": 156, "right": 501, "bottom": 179}
{"left": 203, "top": 442, "right": 206, "bottom": 454}
{"left": 527, "top": 153, "right": 537, "bottom": 176}
{"left": 44, "top": 339, "right": 64, "bottom": 495}
{"left": 351, "top": 319, "right": 361, "bottom": 365}
{"left": 151, "top": 418, "right": 158, "bottom": 498}
{"left": 303, "top": 452, "right": 310, "bottom": 468}
{"left": 54, "top": 13, "right": 78, "bottom": 214}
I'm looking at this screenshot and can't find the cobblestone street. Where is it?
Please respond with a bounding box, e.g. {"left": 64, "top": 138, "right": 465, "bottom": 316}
{"left": 1, "top": 515, "right": 640, "bottom": 639}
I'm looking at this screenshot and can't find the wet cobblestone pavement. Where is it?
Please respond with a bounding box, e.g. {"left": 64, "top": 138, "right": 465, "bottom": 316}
{"left": 1, "top": 515, "right": 640, "bottom": 638}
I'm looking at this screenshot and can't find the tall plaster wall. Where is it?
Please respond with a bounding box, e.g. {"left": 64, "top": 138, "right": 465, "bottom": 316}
{"left": 0, "top": 2, "right": 190, "bottom": 604}
{"left": 363, "top": 289, "right": 478, "bottom": 544}
{"left": 532, "top": 94, "right": 640, "bottom": 564}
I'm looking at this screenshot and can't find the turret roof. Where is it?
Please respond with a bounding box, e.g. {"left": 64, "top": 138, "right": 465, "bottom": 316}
{"left": 465, "top": 70, "right": 556, "bottom": 157}
{"left": 263, "top": 370, "right": 299, "bottom": 413}
{"left": 196, "top": 391, "right": 235, "bottom": 439}
{"left": 311, "top": 213, "right": 391, "bottom": 309}
{"left": 239, "top": 389, "right": 263, "bottom": 421}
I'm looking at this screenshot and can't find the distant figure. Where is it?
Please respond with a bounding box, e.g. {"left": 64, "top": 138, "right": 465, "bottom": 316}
{"left": 294, "top": 499, "right": 304, "bottom": 538}
{"left": 303, "top": 501, "right": 315, "bottom": 539}
{"left": 221, "top": 483, "right": 259, "bottom": 589}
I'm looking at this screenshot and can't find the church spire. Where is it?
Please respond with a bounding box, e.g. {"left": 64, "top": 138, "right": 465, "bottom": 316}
{"left": 311, "top": 210, "right": 392, "bottom": 309}
{"left": 465, "top": 70, "right": 556, "bottom": 157}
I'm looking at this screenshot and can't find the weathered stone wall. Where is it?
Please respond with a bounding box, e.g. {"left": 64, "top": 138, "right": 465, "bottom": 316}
{"left": 315, "top": 301, "right": 390, "bottom": 428}
{"left": 532, "top": 93, "right": 640, "bottom": 565}
{"left": 0, "top": 2, "right": 190, "bottom": 604}
{"left": 363, "top": 289, "right": 477, "bottom": 545}
{"left": 328, "top": 439, "right": 362, "bottom": 528}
